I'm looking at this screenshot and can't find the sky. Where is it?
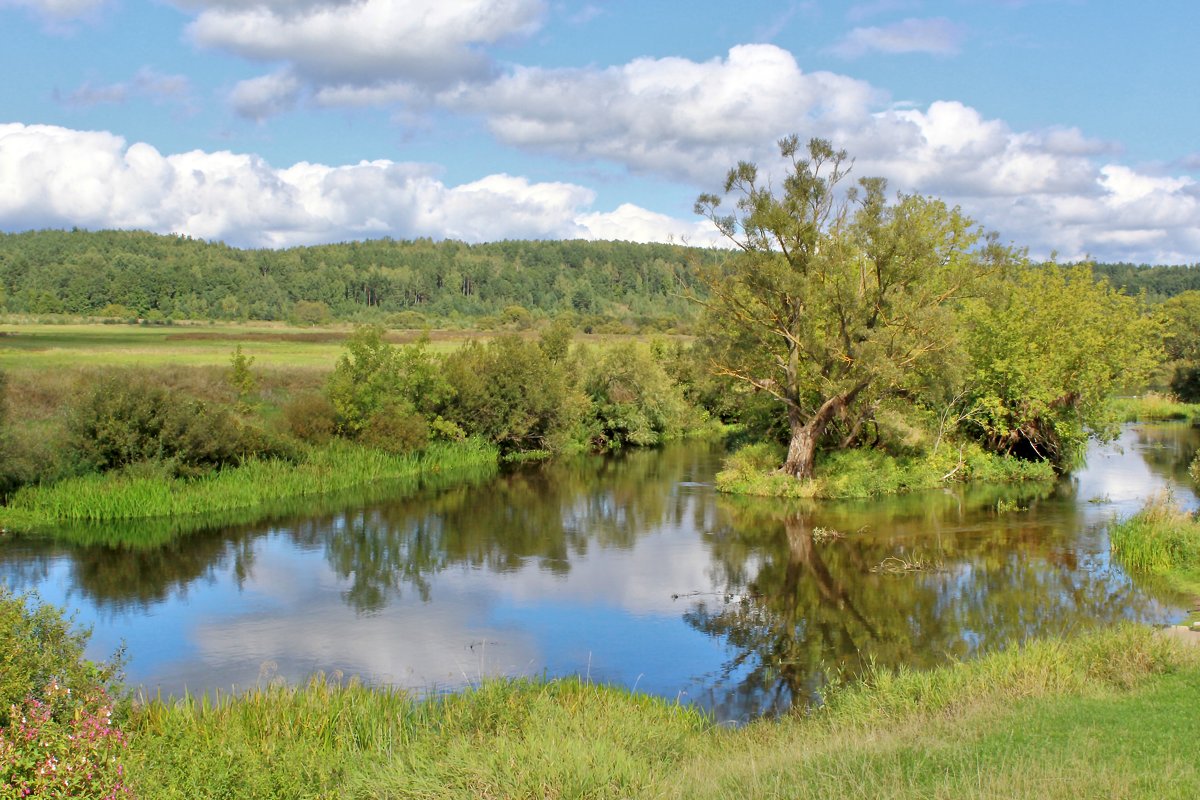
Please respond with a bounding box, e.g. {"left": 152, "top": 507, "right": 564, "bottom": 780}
{"left": 0, "top": 0, "right": 1196, "bottom": 263}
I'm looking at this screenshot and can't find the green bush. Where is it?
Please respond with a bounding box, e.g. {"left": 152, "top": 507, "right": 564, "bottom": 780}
{"left": 327, "top": 326, "right": 449, "bottom": 437}
{"left": 582, "top": 342, "right": 701, "bottom": 449}
{"left": 281, "top": 391, "right": 338, "bottom": 444}
{"left": 359, "top": 403, "right": 430, "bottom": 454}
{"left": 0, "top": 590, "right": 130, "bottom": 798}
{"left": 68, "top": 373, "right": 285, "bottom": 478}
{"left": 442, "top": 335, "right": 587, "bottom": 454}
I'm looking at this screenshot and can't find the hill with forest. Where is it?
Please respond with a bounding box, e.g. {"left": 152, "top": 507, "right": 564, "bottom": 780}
{"left": 1, "top": 229, "right": 1195, "bottom": 329}
{"left": 0, "top": 229, "right": 721, "bottom": 330}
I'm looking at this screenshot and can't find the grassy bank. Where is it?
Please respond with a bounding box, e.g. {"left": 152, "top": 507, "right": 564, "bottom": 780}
{"left": 1110, "top": 392, "right": 1200, "bottom": 423}
{"left": 120, "top": 624, "right": 1196, "bottom": 799}
{"left": 716, "top": 441, "right": 1055, "bottom": 499}
{"left": 0, "top": 438, "right": 498, "bottom": 537}
{"left": 1111, "top": 493, "right": 1200, "bottom": 600}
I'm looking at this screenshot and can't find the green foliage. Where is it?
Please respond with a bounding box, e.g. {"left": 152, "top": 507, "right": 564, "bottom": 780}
{"left": 0, "top": 591, "right": 130, "bottom": 799}
{"left": 1109, "top": 393, "right": 1200, "bottom": 423}
{"left": 226, "top": 344, "right": 258, "bottom": 409}
{"left": 289, "top": 299, "right": 332, "bottom": 326}
{"left": 119, "top": 626, "right": 1195, "bottom": 799}
{"left": 0, "top": 229, "right": 714, "bottom": 329}
{"left": 280, "top": 391, "right": 338, "bottom": 444}
{"left": 582, "top": 342, "right": 700, "bottom": 448}
{"left": 695, "top": 137, "right": 999, "bottom": 478}
{"left": 538, "top": 316, "right": 575, "bottom": 363}
{"left": 359, "top": 402, "right": 429, "bottom": 454}
{"left": 327, "top": 326, "right": 448, "bottom": 439}
{"left": 442, "top": 335, "right": 587, "bottom": 454}
{"left": 1110, "top": 492, "right": 1200, "bottom": 584}
{"left": 716, "top": 440, "right": 1053, "bottom": 498}
{"left": 68, "top": 374, "right": 284, "bottom": 478}
{"left": 962, "top": 263, "right": 1161, "bottom": 467}
{"left": 1, "top": 439, "right": 498, "bottom": 528}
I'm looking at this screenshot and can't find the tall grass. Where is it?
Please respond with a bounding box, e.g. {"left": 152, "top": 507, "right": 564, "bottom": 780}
{"left": 1110, "top": 392, "right": 1200, "bottom": 422}
{"left": 716, "top": 441, "right": 1055, "bottom": 499}
{"left": 1110, "top": 492, "right": 1200, "bottom": 589}
{"left": 120, "top": 625, "right": 1195, "bottom": 800}
{"left": 0, "top": 438, "right": 498, "bottom": 533}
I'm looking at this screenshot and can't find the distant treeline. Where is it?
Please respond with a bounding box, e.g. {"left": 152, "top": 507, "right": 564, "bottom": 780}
{"left": 1092, "top": 262, "right": 1200, "bottom": 300}
{"left": 0, "top": 229, "right": 723, "bottom": 330}
{"left": 1, "top": 229, "right": 1196, "bottom": 328}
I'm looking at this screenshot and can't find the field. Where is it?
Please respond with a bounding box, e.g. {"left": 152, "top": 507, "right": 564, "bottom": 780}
{"left": 0, "top": 321, "right": 488, "bottom": 372}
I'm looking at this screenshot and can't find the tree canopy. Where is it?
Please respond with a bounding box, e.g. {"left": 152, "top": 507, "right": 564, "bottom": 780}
{"left": 694, "top": 137, "right": 1005, "bottom": 479}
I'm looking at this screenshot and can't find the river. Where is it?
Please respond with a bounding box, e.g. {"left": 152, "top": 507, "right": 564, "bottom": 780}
{"left": 1, "top": 423, "right": 1195, "bottom": 722}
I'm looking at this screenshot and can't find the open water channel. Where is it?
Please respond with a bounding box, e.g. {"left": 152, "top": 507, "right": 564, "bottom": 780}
{"left": 1, "top": 424, "right": 1196, "bottom": 722}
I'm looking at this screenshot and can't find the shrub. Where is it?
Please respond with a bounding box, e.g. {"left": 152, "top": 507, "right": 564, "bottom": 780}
{"left": 0, "top": 590, "right": 130, "bottom": 799}
{"left": 281, "top": 392, "right": 338, "bottom": 444}
{"left": 582, "top": 342, "right": 700, "bottom": 448}
{"left": 69, "top": 373, "right": 284, "bottom": 478}
{"left": 227, "top": 345, "right": 259, "bottom": 409}
{"left": 290, "top": 300, "right": 332, "bottom": 326}
{"left": 441, "top": 336, "right": 587, "bottom": 454}
{"left": 359, "top": 404, "right": 429, "bottom": 454}
{"left": 327, "top": 326, "right": 449, "bottom": 437}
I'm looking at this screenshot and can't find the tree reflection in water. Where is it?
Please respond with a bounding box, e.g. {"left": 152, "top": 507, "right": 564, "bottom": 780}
{"left": 0, "top": 429, "right": 1191, "bottom": 722}
{"left": 687, "top": 478, "right": 1167, "bottom": 720}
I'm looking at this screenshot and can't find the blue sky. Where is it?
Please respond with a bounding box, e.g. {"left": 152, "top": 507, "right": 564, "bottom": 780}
{"left": 1, "top": 0, "right": 1196, "bottom": 262}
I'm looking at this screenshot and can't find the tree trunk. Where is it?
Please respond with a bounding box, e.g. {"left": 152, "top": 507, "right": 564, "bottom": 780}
{"left": 782, "top": 418, "right": 821, "bottom": 479}
{"left": 780, "top": 383, "right": 870, "bottom": 480}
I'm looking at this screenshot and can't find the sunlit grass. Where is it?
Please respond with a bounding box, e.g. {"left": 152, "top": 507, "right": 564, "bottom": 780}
{"left": 1110, "top": 492, "right": 1200, "bottom": 599}
{"left": 0, "top": 439, "right": 498, "bottom": 536}
{"left": 121, "top": 625, "right": 1198, "bottom": 799}
{"left": 1110, "top": 392, "right": 1200, "bottom": 422}
{"left": 716, "top": 441, "right": 1054, "bottom": 499}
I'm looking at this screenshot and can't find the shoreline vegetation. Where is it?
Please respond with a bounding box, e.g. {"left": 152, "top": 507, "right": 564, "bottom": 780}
{"left": 0, "top": 438, "right": 499, "bottom": 539}
{"left": 4, "top": 587, "right": 1196, "bottom": 799}
{"left": 1111, "top": 392, "right": 1200, "bottom": 423}
{"left": 715, "top": 440, "right": 1055, "bottom": 499}
{"left": 1111, "top": 491, "right": 1200, "bottom": 603}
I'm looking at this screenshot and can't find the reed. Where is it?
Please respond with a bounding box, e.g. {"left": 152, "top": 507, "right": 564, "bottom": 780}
{"left": 120, "top": 625, "right": 1197, "bottom": 800}
{"left": 1110, "top": 492, "right": 1200, "bottom": 580}
{"left": 0, "top": 438, "right": 498, "bottom": 533}
{"left": 1110, "top": 392, "right": 1200, "bottom": 422}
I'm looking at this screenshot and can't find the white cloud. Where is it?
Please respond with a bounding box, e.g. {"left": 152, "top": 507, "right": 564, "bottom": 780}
{"left": 60, "top": 68, "right": 194, "bottom": 110}
{"left": 440, "top": 43, "right": 1198, "bottom": 262}
{"left": 830, "top": 17, "right": 966, "bottom": 58}
{"left": 0, "top": 0, "right": 105, "bottom": 20}
{"left": 0, "top": 123, "right": 706, "bottom": 248}
{"left": 846, "top": 0, "right": 921, "bottom": 23}
{"left": 446, "top": 44, "right": 883, "bottom": 185}
{"left": 229, "top": 71, "right": 303, "bottom": 120}
{"left": 183, "top": 0, "right": 545, "bottom": 117}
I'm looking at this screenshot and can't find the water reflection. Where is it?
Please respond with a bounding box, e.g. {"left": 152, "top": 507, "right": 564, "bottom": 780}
{"left": 0, "top": 426, "right": 1192, "bottom": 722}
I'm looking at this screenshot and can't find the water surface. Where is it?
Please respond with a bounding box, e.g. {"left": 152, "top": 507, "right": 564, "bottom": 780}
{"left": 1, "top": 424, "right": 1195, "bottom": 722}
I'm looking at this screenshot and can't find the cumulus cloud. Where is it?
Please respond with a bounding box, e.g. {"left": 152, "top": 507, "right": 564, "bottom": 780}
{"left": 446, "top": 44, "right": 883, "bottom": 185}
{"left": 830, "top": 17, "right": 966, "bottom": 58}
{"left": 0, "top": 123, "right": 710, "bottom": 248}
{"left": 439, "top": 43, "right": 1199, "bottom": 262}
{"left": 181, "top": 0, "right": 545, "bottom": 117}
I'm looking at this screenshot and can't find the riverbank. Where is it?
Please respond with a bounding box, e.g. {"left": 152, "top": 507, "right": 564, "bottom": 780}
{"left": 1111, "top": 392, "right": 1200, "bottom": 423}
{"left": 0, "top": 438, "right": 499, "bottom": 541}
{"left": 716, "top": 440, "right": 1055, "bottom": 499}
{"left": 1111, "top": 493, "right": 1200, "bottom": 605}
{"left": 119, "top": 624, "right": 1198, "bottom": 799}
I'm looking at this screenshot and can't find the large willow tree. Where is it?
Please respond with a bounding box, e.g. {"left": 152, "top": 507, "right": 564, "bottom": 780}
{"left": 695, "top": 137, "right": 1006, "bottom": 480}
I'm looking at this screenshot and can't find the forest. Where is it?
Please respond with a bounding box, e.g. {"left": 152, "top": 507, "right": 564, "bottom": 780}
{"left": 0, "top": 230, "right": 719, "bottom": 331}
{"left": 0, "top": 228, "right": 1195, "bottom": 332}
